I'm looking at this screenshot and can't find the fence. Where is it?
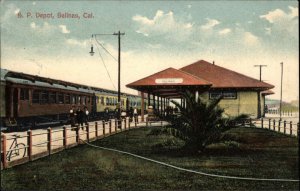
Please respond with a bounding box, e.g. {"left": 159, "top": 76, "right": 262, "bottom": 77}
{"left": 1, "top": 116, "right": 298, "bottom": 169}
{"left": 241, "top": 118, "right": 299, "bottom": 138}
{"left": 267, "top": 109, "right": 298, "bottom": 117}
{"left": 1, "top": 116, "right": 145, "bottom": 170}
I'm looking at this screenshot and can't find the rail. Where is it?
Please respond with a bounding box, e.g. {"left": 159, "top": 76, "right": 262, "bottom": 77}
{"left": 1, "top": 115, "right": 145, "bottom": 169}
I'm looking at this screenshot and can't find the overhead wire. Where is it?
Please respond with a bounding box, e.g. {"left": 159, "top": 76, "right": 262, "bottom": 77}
{"left": 94, "top": 38, "right": 118, "bottom": 62}
{"left": 94, "top": 40, "right": 117, "bottom": 90}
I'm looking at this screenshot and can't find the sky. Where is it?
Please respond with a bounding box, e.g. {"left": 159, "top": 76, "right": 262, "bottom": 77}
{"left": 1, "top": 0, "right": 299, "bottom": 102}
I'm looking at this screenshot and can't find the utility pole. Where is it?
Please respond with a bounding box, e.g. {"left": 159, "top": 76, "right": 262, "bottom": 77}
{"left": 113, "top": 31, "right": 125, "bottom": 125}
{"left": 280, "top": 62, "right": 283, "bottom": 120}
{"left": 90, "top": 31, "right": 125, "bottom": 128}
{"left": 254, "top": 65, "right": 267, "bottom": 81}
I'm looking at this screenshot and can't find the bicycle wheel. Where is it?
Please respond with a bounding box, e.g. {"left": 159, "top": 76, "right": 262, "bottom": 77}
{"left": 16, "top": 143, "right": 27, "bottom": 158}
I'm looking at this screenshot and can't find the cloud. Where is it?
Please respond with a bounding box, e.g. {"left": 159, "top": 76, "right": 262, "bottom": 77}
{"left": 201, "top": 18, "right": 220, "bottom": 30}
{"left": 265, "top": 27, "right": 271, "bottom": 35}
{"left": 30, "top": 22, "right": 70, "bottom": 35}
{"left": 136, "top": 30, "right": 149, "bottom": 36}
{"left": 218, "top": 28, "right": 231, "bottom": 35}
{"left": 59, "top": 25, "right": 70, "bottom": 34}
{"left": 66, "top": 38, "right": 88, "bottom": 47}
{"left": 132, "top": 10, "right": 193, "bottom": 41}
{"left": 260, "top": 9, "right": 286, "bottom": 23}
{"left": 260, "top": 6, "right": 298, "bottom": 37}
{"left": 243, "top": 32, "right": 259, "bottom": 46}
{"left": 30, "top": 22, "right": 36, "bottom": 29}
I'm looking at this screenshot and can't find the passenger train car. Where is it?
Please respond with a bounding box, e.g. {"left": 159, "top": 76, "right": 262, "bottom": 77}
{"left": 0, "top": 69, "right": 147, "bottom": 131}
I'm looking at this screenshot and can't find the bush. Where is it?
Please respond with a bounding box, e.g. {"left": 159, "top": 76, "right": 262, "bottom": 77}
{"left": 166, "top": 90, "right": 248, "bottom": 152}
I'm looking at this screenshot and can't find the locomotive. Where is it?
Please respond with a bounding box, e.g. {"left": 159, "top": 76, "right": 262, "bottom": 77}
{"left": 0, "top": 69, "right": 147, "bottom": 131}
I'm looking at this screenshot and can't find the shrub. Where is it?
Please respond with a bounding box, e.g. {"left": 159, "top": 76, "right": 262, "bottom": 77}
{"left": 166, "top": 90, "right": 248, "bottom": 152}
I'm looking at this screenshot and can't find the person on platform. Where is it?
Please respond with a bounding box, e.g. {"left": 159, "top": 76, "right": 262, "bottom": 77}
{"left": 129, "top": 107, "right": 133, "bottom": 122}
{"left": 84, "top": 106, "right": 89, "bottom": 125}
{"left": 133, "top": 106, "right": 138, "bottom": 124}
{"left": 76, "top": 107, "right": 84, "bottom": 129}
{"left": 69, "top": 106, "right": 76, "bottom": 127}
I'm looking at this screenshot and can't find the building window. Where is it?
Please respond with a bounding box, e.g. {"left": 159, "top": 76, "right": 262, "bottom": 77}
{"left": 106, "top": 97, "right": 109, "bottom": 105}
{"left": 58, "top": 93, "right": 64, "bottom": 104}
{"left": 209, "top": 91, "right": 237, "bottom": 100}
{"left": 100, "top": 97, "right": 104, "bottom": 105}
{"left": 209, "top": 92, "right": 222, "bottom": 99}
{"left": 49, "top": 92, "right": 56, "bottom": 104}
{"left": 40, "top": 91, "right": 49, "bottom": 104}
{"left": 32, "top": 90, "right": 40, "bottom": 104}
{"left": 20, "top": 88, "right": 29, "bottom": 100}
{"left": 223, "top": 92, "right": 237, "bottom": 99}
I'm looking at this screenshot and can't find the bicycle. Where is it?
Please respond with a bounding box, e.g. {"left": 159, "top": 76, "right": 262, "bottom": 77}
{"left": 6, "top": 134, "right": 26, "bottom": 161}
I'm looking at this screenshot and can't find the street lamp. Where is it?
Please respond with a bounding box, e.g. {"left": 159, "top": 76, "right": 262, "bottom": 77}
{"left": 89, "top": 31, "right": 125, "bottom": 128}
{"left": 89, "top": 44, "right": 95, "bottom": 56}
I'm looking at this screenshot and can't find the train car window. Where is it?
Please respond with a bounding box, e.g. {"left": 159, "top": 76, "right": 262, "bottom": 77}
{"left": 114, "top": 98, "right": 117, "bottom": 105}
{"left": 32, "top": 90, "right": 40, "bottom": 104}
{"left": 20, "top": 88, "right": 29, "bottom": 100}
{"left": 71, "top": 95, "right": 76, "bottom": 104}
{"left": 106, "top": 97, "right": 109, "bottom": 105}
{"left": 100, "top": 97, "right": 104, "bottom": 105}
{"left": 87, "top": 97, "right": 90, "bottom": 104}
{"left": 40, "top": 91, "right": 49, "bottom": 104}
{"left": 65, "top": 94, "right": 70, "bottom": 104}
{"left": 78, "top": 96, "right": 81, "bottom": 104}
{"left": 58, "top": 93, "right": 64, "bottom": 104}
{"left": 49, "top": 92, "right": 56, "bottom": 104}
{"left": 82, "top": 96, "right": 86, "bottom": 105}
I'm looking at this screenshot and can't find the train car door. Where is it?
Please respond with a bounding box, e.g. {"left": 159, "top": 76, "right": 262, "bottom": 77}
{"left": 13, "top": 88, "right": 19, "bottom": 117}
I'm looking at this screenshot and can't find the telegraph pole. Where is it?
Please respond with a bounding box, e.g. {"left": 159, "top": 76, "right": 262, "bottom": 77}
{"left": 254, "top": 65, "right": 267, "bottom": 81}
{"left": 90, "top": 31, "right": 125, "bottom": 127}
{"left": 280, "top": 62, "right": 283, "bottom": 119}
{"left": 113, "top": 31, "right": 125, "bottom": 123}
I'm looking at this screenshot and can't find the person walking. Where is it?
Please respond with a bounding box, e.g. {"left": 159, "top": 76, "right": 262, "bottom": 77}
{"left": 84, "top": 106, "right": 89, "bottom": 125}
{"left": 133, "top": 106, "right": 138, "bottom": 124}
{"left": 69, "top": 106, "right": 76, "bottom": 127}
{"left": 76, "top": 107, "right": 84, "bottom": 129}
{"left": 129, "top": 107, "right": 133, "bottom": 122}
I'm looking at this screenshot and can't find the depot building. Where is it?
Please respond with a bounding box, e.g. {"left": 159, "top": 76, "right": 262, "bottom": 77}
{"left": 127, "top": 60, "right": 274, "bottom": 119}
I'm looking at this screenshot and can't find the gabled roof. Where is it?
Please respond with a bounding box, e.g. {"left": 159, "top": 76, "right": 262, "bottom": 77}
{"left": 180, "top": 60, "right": 274, "bottom": 90}
{"left": 127, "top": 67, "right": 211, "bottom": 87}
{"left": 126, "top": 67, "right": 212, "bottom": 97}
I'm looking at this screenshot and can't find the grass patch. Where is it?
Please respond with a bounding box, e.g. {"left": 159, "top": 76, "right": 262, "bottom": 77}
{"left": 1, "top": 126, "right": 299, "bottom": 191}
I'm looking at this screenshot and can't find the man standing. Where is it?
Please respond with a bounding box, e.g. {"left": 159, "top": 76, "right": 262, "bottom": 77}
{"left": 70, "top": 106, "right": 75, "bottom": 127}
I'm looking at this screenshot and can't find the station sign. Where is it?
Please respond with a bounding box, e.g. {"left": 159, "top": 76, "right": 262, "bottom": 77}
{"left": 155, "top": 78, "right": 183, "bottom": 84}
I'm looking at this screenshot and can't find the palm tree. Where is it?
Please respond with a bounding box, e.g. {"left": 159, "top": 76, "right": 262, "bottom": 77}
{"left": 167, "top": 90, "right": 247, "bottom": 152}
